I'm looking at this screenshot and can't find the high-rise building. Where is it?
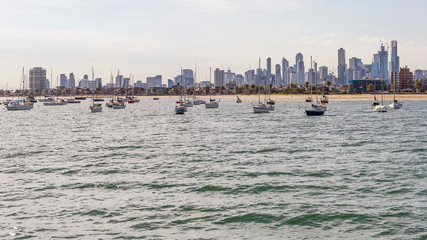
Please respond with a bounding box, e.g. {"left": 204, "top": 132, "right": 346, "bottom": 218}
{"left": 214, "top": 68, "right": 224, "bottom": 87}
{"left": 116, "top": 75, "right": 124, "bottom": 87}
{"left": 59, "top": 74, "right": 68, "bottom": 88}
{"left": 245, "top": 69, "right": 255, "bottom": 85}
{"left": 390, "top": 40, "right": 400, "bottom": 74}
{"left": 182, "top": 69, "right": 194, "bottom": 88}
{"left": 69, "top": 73, "right": 75, "bottom": 88}
{"left": 337, "top": 48, "right": 347, "bottom": 85}
{"left": 391, "top": 66, "right": 413, "bottom": 90}
{"left": 375, "top": 44, "right": 389, "bottom": 83}
{"left": 319, "top": 66, "right": 328, "bottom": 82}
{"left": 348, "top": 57, "right": 364, "bottom": 80}
{"left": 275, "top": 64, "right": 281, "bottom": 86}
{"left": 154, "top": 75, "right": 162, "bottom": 87}
{"left": 282, "top": 58, "right": 289, "bottom": 85}
{"left": 167, "top": 79, "right": 174, "bottom": 88}
{"left": 147, "top": 77, "right": 156, "bottom": 88}
{"left": 266, "top": 57, "right": 272, "bottom": 84}
{"left": 29, "top": 67, "right": 47, "bottom": 92}
{"left": 295, "top": 53, "right": 304, "bottom": 84}
{"left": 95, "top": 78, "right": 102, "bottom": 88}
{"left": 83, "top": 74, "right": 89, "bottom": 80}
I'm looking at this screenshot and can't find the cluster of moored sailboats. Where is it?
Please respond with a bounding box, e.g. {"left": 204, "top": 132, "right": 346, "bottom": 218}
{"left": 371, "top": 78, "right": 403, "bottom": 112}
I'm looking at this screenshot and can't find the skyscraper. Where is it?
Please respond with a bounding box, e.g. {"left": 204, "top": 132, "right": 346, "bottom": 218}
{"left": 337, "top": 48, "right": 347, "bottom": 84}
{"left": 378, "top": 44, "right": 389, "bottom": 83}
{"left": 319, "top": 66, "right": 328, "bottom": 82}
{"left": 155, "top": 75, "right": 162, "bottom": 87}
{"left": 69, "top": 73, "right": 75, "bottom": 88}
{"left": 282, "top": 58, "right": 289, "bottom": 85}
{"left": 59, "top": 74, "right": 68, "bottom": 88}
{"left": 275, "top": 64, "right": 281, "bottom": 86}
{"left": 214, "top": 68, "right": 224, "bottom": 87}
{"left": 29, "top": 67, "right": 47, "bottom": 92}
{"left": 295, "top": 53, "right": 304, "bottom": 84}
{"left": 266, "top": 57, "right": 272, "bottom": 84}
{"left": 390, "top": 40, "right": 400, "bottom": 73}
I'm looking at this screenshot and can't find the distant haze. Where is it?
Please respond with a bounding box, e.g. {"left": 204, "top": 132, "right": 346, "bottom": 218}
{"left": 1, "top": 0, "right": 426, "bottom": 89}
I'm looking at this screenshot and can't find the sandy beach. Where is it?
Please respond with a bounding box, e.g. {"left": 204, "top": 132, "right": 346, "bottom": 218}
{"left": 2, "top": 94, "right": 426, "bottom": 102}
{"left": 137, "top": 94, "right": 427, "bottom": 102}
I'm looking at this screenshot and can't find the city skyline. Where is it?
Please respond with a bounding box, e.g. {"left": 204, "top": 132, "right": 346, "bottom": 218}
{"left": 1, "top": 0, "right": 427, "bottom": 89}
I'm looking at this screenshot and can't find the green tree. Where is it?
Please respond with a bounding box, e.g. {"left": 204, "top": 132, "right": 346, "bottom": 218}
{"left": 415, "top": 80, "right": 423, "bottom": 92}
{"left": 349, "top": 83, "right": 354, "bottom": 93}
{"left": 367, "top": 83, "right": 374, "bottom": 93}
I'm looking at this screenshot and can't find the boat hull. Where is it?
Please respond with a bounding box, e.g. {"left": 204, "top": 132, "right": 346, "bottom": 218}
{"left": 305, "top": 108, "right": 325, "bottom": 116}
{"left": 205, "top": 102, "right": 219, "bottom": 108}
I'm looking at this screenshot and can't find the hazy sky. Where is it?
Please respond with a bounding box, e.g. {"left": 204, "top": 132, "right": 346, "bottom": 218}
{"left": 1, "top": 0, "right": 427, "bottom": 89}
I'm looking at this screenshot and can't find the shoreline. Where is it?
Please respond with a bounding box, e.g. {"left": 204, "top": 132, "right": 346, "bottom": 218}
{"left": 1, "top": 94, "right": 427, "bottom": 101}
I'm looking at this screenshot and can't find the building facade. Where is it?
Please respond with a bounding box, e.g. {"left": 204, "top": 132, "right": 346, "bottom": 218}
{"left": 29, "top": 67, "right": 47, "bottom": 92}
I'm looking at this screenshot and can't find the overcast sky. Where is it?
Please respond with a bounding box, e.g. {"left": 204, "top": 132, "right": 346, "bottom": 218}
{"left": 1, "top": 0, "right": 426, "bottom": 89}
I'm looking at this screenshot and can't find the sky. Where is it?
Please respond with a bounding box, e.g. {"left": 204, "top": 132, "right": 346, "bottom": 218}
{"left": 1, "top": 0, "right": 427, "bottom": 89}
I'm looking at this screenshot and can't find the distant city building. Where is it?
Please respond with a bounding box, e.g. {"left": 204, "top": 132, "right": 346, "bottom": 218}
{"left": 337, "top": 48, "right": 347, "bottom": 85}
{"left": 83, "top": 74, "right": 89, "bottom": 80}
{"left": 155, "top": 75, "right": 162, "bottom": 87}
{"left": 182, "top": 69, "right": 194, "bottom": 88}
{"left": 390, "top": 40, "right": 400, "bottom": 73}
{"left": 266, "top": 57, "right": 272, "bottom": 84}
{"left": 147, "top": 77, "right": 156, "bottom": 88}
{"left": 372, "top": 44, "right": 389, "bottom": 83}
{"left": 349, "top": 79, "right": 387, "bottom": 93}
{"left": 123, "top": 77, "right": 130, "bottom": 88}
{"left": 174, "top": 75, "right": 183, "bottom": 86}
{"left": 116, "top": 75, "right": 124, "bottom": 88}
{"left": 95, "top": 78, "right": 102, "bottom": 88}
{"left": 236, "top": 74, "right": 244, "bottom": 86}
{"left": 414, "top": 69, "right": 423, "bottom": 80}
{"left": 319, "top": 66, "right": 328, "bottom": 82}
{"left": 69, "top": 73, "right": 75, "bottom": 88}
{"left": 391, "top": 66, "right": 413, "bottom": 90}
{"left": 289, "top": 66, "right": 296, "bottom": 85}
{"left": 295, "top": 53, "right": 305, "bottom": 84}
{"left": 275, "top": 64, "right": 281, "bottom": 86}
{"left": 282, "top": 58, "right": 289, "bottom": 85}
{"left": 29, "top": 67, "right": 47, "bottom": 92}
{"left": 348, "top": 57, "right": 364, "bottom": 80}
{"left": 214, "top": 68, "right": 224, "bottom": 87}
{"left": 46, "top": 79, "right": 50, "bottom": 90}
{"left": 245, "top": 69, "right": 255, "bottom": 85}
{"left": 167, "top": 79, "right": 174, "bottom": 88}
{"left": 59, "top": 74, "right": 68, "bottom": 88}
{"left": 134, "top": 80, "right": 144, "bottom": 88}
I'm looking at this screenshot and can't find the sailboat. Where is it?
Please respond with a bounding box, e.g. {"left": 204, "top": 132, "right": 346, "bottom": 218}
{"left": 90, "top": 89, "right": 102, "bottom": 113}
{"left": 106, "top": 72, "right": 114, "bottom": 108}
{"left": 236, "top": 95, "right": 242, "bottom": 103}
{"left": 305, "top": 57, "right": 325, "bottom": 116}
{"left": 205, "top": 67, "right": 219, "bottom": 108}
{"left": 371, "top": 80, "right": 380, "bottom": 106}
{"left": 112, "top": 70, "right": 126, "bottom": 109}
{"left": 253, "top": 59, "right": 269, "bottom": 113}
{"left": 5, "top": 68, "right": 33, "bottom": 111}
{"left": 388, "top": 79, "right": 402, "bottom": 109}
{"left": 44, "top": 74, "right": 67, "bottom": 106}
{"left": 373, "top": 80, "right": 387, "bottom": 112}
{"left": 192, "top": 64, "right": 204, "bottom": 105}
{"left": 175, "top": 68, "right": 186, "bottom": 114}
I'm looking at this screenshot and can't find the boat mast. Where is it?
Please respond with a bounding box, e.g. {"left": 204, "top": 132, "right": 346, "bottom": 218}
{"left": 209, "top": 67, "right": 212, "bottom": 101}
{"left": 258, "top": 58, "right": 261, "bottom": 104}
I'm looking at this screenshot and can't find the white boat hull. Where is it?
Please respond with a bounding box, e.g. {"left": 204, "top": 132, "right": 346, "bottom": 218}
{"left": 373, "top": 105, "right": 388, "bottom": 112}
{"left": 388, "top": 102, "right": 402, "bottom": 109}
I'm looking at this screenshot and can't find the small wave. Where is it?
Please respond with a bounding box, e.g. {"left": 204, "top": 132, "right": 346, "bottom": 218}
{"left": 194, "top": 185, "right": 231, "bottom": 192}
{"left": 412, "top": 148, "right": 426, "bottom": 153}
{"left": 215, "top": 213, "right": 283, "bottom": 224}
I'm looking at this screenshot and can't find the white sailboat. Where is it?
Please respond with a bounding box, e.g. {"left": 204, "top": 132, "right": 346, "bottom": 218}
{"left": 305, "top": 57, "right": 325, "bottom": 116}
{"left": 5, "top": 68, "right": 33, "bottom": 111}
{"left": 112, "top": 70, "right": 126, "bottom": 109}
{"left": 175, "top": 67, "right": 187, "bottom": 114}
{"left": 388, "top": 79, "right": 402, "bottom": 109}
{"left": 253, "top": 58, "right": 269, "bottom": 113}
{"left": 205, "top": 67, "right": 219, "bottom": 108}
{"left": 373, "top": 80, "right": 387, "bottom": 112}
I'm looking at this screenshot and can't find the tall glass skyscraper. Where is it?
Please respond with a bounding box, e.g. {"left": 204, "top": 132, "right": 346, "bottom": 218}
{"left": 295, "top": 53, "right": 304, "bottom": 84}
{"left": 337, "top": 48, "right": 347, "bottom": 85}
{"left": 390, "top": 40, "right": 399, "bottom": 73}
{"left": 282, "top": 58, "right": 289, "bottom": 85}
